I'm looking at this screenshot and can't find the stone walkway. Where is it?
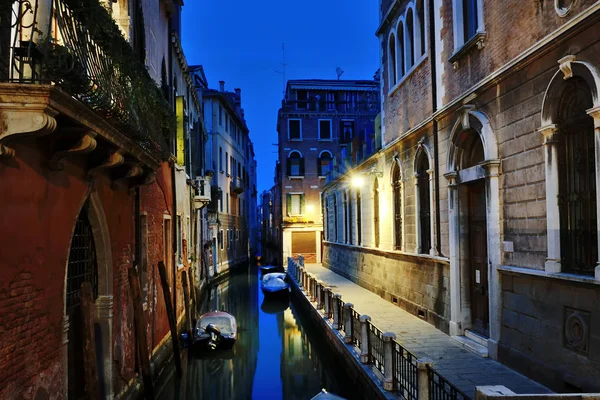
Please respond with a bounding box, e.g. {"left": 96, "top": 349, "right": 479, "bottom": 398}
{"left": 302, "top": 263, "right": 552, "bottom": 398}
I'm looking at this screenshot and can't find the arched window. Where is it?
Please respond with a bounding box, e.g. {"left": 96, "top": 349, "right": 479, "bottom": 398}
{"left": 388, "top": 33, "right": 397, "bottom": 87}
{"left": 373, "top": 178, "right": 380, "bottom": 248}
{"left": 318, "top": 151, "right": 333, "bottom": 176}
{"left": 416, "top": 150, "right": 431, "bottom": 254}
{"left": 397, "top": 22, "right": 405, "bottom": 76}
{"left": 343, "top": 191, "right": 349, "bottom": 244}
{"left": 392, "top": 162, "right": 403, "bottom": 250}
{"left": 287, "top": 151, "right": 304, "bottom": 177}
{"left": 356, "top": 190, "right": 362, "bottom": 246}
{"left": 558, "top": 78, "right": 597, "bottom": 275}
{"left": 66, "top": 203, "right": 99, "bottom": 399}
{"left": 406, "top": 8, "right": 415, "bottom": 69}
{"left": 416, "top": 0, "right": 426, "bottom": 57}
{"left": 333, "top": 195, "right": 338, "bottom": 242}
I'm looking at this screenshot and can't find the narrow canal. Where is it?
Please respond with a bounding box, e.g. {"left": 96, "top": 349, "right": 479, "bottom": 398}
{"left": 157, "top": 265, "right": 359, "bottom": 400}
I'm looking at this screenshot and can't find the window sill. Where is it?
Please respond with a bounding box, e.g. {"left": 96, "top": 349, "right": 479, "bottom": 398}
{"left": 288, "top": 176, "right": 304, "bottom": 180}
{"left": 448, "top": 32, "right": 486, "bottom": 69}
{"left": 498, "top": 265, "right": 600, "bottom": 286}
{"left": 318, "top": 138, "right": 333, "bottom": 142}
{"left": 388, "top": 54, "right": 428, "bottom": 96}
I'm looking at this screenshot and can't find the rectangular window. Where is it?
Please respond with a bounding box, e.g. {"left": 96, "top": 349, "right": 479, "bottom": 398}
{"left": 219, "top": 147, "right": 223, "bottom": 171}
{"left": 346, "top": 92, "right": 357, "bottom": 111}
{"left": 226, "top": 192, "right": 229, "bottom": 213}
{"left": 176, "top": 215, "right": 182, "bottom": 265}
{"left": 463, "top": 0, "right": 478, "bottom": 42}
{"left": 341, "top": 120, "right": 354, "bottom": 142}
{"left": 163, "top": 217, "right": 172, "bottom": 284}
{"left": 219, "top": 193, "right": 223, "bottom": 212}
{"left": 287, "top": 193, "right": 305, "bottom": 216}
{"left": 326, "top": 92, "right": 335, "bottom": 110}
{"left": 219, "top": 229, "right": 224, "bottom": 250}
{"left": 290, "top": 158, "right": 300, "bottom": 176}
{"left": 225, "top": 114, "right": 229, "bottom": 132}
{"left": 289, "top": 119, "right": 302, "bottom": 140}
{"left": 296, "top": 90, "right": 308, "bottom": 109}
{"left": 319, "top": 120, "right": 332, "bottom": 140}
{"left": 226, "top": 152, "right": 229, "bottom": 175}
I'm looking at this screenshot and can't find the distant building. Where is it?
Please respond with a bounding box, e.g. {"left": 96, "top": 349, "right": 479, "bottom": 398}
{"left": 276, "top": 79, "right": 380, "bottom": 264}
{"left": 197, "top": 79, "right": 257, "bottom": 275}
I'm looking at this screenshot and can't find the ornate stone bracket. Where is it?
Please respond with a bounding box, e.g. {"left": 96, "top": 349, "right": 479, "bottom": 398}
{"left": 458, "top": 104, "right": 475, "bottom": 130}
{"left": 48, "top": 131, "right": 97, "bottom": 170}
{"left": 87, "top": 150, "right": 124, "bottom": 180}
{"left": 559, "top": 55, "right": 577, "bottom": 80}
{"left": 112, "top": 163, "right": 143, "bottom": 189}
{"left": 0, "top": 109, "right": 58, "bottom": 158}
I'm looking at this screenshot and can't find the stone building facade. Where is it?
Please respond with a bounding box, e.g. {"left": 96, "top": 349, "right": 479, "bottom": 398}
{"left": 322, "top": 0, "right": 600, "bottom": 392}
{"left": 276, "top": 79, "right": 380, "bottom": 265}
{"left": 201, "top": 81, "right": 257, "bottom": 276}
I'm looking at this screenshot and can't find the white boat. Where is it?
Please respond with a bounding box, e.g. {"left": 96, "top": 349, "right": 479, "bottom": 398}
{"left": 261, "top": 272, "right": 289, "bottom": 297}
{"left": 193, "top": 311, "right": 237, "bottom": 352}
{"left": 311, "top": 389, "right": 346, "bottom": 400}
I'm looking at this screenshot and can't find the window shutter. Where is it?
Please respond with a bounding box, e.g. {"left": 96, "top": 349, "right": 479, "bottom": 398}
{"left": 286, "top": 158, "right": 291, "bottom": 176}
{"left": 300, "top": 157, "right": 305, "bottom": 176}
{"left": 300, "top": 194, "right": 306, "bottom": 215}
{"left": 286, "top": 194, "right": 292, "bottom": 216}
{"left": 317, "top": 157, "right": 322, "bottom": 176}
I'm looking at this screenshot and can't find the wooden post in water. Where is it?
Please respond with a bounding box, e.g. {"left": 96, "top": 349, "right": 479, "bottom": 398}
{"left": 182, "top": 270, "right": 192, "bottom": 341}
{"left": 158, "top": 261, "right": 182, "bottom": 376}
{"left": 80, "top": 282, "right": 100, "bottom": 400}
{"left": 188, "top": 268, "right": 197, "bottom": 320}
{"left": 128, "top": 266, "right": 154, "bottom": 399}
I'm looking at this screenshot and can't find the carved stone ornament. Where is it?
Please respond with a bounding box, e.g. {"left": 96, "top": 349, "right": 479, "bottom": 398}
{"left": 112, "top": 163, "right": 144, "bottom": 188}
{"left": 0, "top": 109, "right": 58, "bottom": 158}
{"left": 558, "top": 55, "right": 577, "bottom": 80}
{"left": 48, "top": 131, "right": 98, "bottom": 170}
{"left": 459, "top": 104, "right": 475, "bottom": 130}
{"left": 564, "top": 307, "right": 590, "bottom": 355}
{"left": 87, "top": 150, "right": 124, "bottom": 180}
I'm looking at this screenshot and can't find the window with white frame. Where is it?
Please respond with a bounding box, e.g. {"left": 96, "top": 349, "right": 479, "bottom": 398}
{"left": 219, "top": 229, "right": 224, "bottom": 249}
{"left": 341, "top": 120, "right": 354, "bottom": 142}
{"left": 318, "top": 151, "right": 332, "bottom": 176}
{"left": 287, "top": 193, "right": 304, "bottom": 216}
{"left": 319, "top": 120, "right": 332, "bottom": 140}
{"left": 287, "top": 151, "right": 304, "bottom": 177}
{"left": 415, "top": 150, "right": 431, "bottom": 254}
{"left": 288, "top": 119, "right": 302, "bottom": 140}
{"left": 406, "top": 8, "right": 415, "bottom": 70}
{"left": 389, "top": 32, "right": 397, "bottom": 87}
{"left": 452, "top": 0, "right": 484, "bottom": 50}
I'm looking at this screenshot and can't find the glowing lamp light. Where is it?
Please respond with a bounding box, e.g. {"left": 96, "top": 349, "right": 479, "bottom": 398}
{"left": 351, "top": 175, "right": 365, "bottom": 188}
{"left": 306, "top": 204, "right": 315, "bottom": 213}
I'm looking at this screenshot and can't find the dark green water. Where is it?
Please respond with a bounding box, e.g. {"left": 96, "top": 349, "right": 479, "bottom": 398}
{"left": 156, "top": 266, "right": 359, "bottom": 400}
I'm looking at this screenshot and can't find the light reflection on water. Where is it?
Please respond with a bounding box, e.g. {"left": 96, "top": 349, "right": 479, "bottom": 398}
{"left": 157, "top": 266, "right": 357, "bottom": 400}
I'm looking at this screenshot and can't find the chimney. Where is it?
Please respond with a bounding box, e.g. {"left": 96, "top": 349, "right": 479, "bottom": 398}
{"left": 234, "top": 88, "right": 241, "bottom": 104}
{"left": 219, "top": 80, "right": 225, "bottom": 92}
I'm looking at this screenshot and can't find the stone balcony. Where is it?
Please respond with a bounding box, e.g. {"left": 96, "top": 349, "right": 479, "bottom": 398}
{"left": 230, "top": 176, "right": 244, "bottom": 194}
{"left": 193, "top": 177, "right": 211, "bottom": 209}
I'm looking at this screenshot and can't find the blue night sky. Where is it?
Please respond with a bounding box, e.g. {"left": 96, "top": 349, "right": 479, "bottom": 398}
{"left": 181, "top": 0, "right": 380, "bottom": 194}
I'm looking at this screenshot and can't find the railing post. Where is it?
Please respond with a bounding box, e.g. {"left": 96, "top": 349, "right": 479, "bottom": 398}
{"left": 324, "top": 287, "right": 331, "bottom": 317}
{"left": 299, "top": 254, "right": 305, "bottom": 267}
{"left": 343, "top": 303, "right": 354, "bottom": 344}
{"left": 383, "top": 332, "right": 396, "bottom": 391}
{"left": 312, "top": 276, "right": 317, "bottom": 302}
{"left": 316, "top": 281, "right": 324, "bottom": 309}
{"left": 333, "top": 294, "right": 342, "bottom": 329}
{"left": 417, "top": 358, "right": 434, "bottom": 400}
{"left": 359, "top": 315, "right": 371, "bottom": 363}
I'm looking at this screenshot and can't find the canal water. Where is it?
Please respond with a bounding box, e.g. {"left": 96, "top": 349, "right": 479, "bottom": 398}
{"left": 157, "top": 266, "right": 359, "bottom": 400}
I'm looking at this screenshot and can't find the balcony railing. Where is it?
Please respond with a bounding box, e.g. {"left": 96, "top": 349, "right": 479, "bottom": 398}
{"left": 193, "top": 178, "right": 211, "bottom": 209}
{"left": 1, "top": 0, "right": 175, "bottom": 161}
{"left": 230, "top": 176, "right": 244, "bottom": 194}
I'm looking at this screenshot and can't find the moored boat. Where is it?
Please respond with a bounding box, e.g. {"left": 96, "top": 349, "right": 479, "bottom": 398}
{"left": 193, "top": 311, "right": 237, "bottom": 352}
{"left": 259, "top": 264, "right": 279, "bottom": 274}
{"left": 311, "top": 389, "right": 346, "bottom": 400}
{"left": 261, "top": 272, "right": 289, "bottom": 297}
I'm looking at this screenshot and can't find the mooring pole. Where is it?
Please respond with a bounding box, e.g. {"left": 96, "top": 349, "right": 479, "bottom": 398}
{"left": 158, "top": 261, "right": 182, "bottom": 376}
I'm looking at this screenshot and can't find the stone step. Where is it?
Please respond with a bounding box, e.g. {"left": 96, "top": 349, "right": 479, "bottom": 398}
{"left": 452, "top": 335, "right": 489, "bottom": 358}
{"left": 465, "top": 329, "right": 489, "bottom": 347}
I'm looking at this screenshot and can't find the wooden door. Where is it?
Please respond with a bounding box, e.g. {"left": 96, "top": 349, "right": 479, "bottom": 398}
{"left": 468, "top": 180, "right": 489, "bottom": 337}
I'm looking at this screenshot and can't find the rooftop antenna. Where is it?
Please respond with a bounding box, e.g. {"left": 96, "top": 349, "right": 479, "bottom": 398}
{"left": 336, "top": 67, "right": 344, "bottom": 80}
{"left": 275, "top": 43, "right": 287, "bottom": 98}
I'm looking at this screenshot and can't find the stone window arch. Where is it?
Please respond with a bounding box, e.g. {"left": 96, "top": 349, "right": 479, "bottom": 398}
{"left": 405, "top": 7, "right": 415, "bottom": 70}
{"left": 391, "top": 158, "right": 404, "bottom": 250}
{"left": 396, "top": 20, "right": 405, "bottom": 77}
{"left": 287, "top": 150, "right": 304, "bottom": 177}
{"left": 540, "top": 55, "right": 600, "bottom": 279}
{"left": 388, "top": 31, "right": 398, "bottom": 87}
{"left": 318, "top": 150, "right": 333, "bottom": 177}
{"left": 416, "top": 0, "right": 426, "bottom": 57}
{"left": 414, "top": 145, "right": 432, "bottom": 254}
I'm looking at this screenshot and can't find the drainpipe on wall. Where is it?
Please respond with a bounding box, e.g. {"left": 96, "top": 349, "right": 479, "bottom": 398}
{"left": 168, "top": 17, "right": 178, "bottom": 315}
{"left": 429, "top": 0, "right": 442, "bottom": 257}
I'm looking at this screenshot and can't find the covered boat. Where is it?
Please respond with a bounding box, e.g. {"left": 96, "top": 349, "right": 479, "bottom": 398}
{"left": 261, "top": 272, "right": 289, "bottom": 297}
{"left": 258, "top": 264, "right": 279, "bottom": 274}
{"left": 193, "top": 311, "right": 237, "bottom": 352}
{"left": 311, "top": 389, "right": 346, "bottom": 400}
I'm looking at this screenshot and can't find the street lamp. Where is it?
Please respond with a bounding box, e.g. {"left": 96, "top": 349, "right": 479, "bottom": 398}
{"left": 350, "top": 167, "right": 382, "bottom": 188}
{"left": 351, "top": 175, "right": 365, "bottom": 188}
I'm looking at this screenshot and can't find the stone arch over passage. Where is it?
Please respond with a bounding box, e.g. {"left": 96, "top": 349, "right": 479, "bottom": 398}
{"left": 539, "top": 55, "right": 600, "bottom": 280}
{"left": 63, "top": 188, "right": 113, "bottom": 399}
{"left": 445, "top": 108, "right": 501, "bottom": 353}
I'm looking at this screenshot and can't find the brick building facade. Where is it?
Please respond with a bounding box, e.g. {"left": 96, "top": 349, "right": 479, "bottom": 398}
{"left": 276, "top": 79, "right": 380, "bottom": 265}
{"left": 322, "top": 0, "right": 600, "bottom": 391}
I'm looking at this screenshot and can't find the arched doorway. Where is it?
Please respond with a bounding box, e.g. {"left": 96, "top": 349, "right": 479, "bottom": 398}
{"left": 445, "top": 108, "right": 500, "bottom": 348}
{"left": 64, "top": 191, "right": 113, "bottom": 399}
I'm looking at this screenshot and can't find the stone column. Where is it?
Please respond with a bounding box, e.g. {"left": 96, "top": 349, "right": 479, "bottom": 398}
{"left": 428, "top": 169, "right": 438, "bottom": 256}
{"left": 414, "top": 174, "right": 421, "bottom": 253}
{"left": 482, "top": 159, "right": 501, "bottom": 360}
{"left": 586, "top": 107, "right": 600, "bottom": 280}
{"left": 343, "top": 303, "right": 354, "bottom": 344}
{"left": 359, "top": 315, "right": 371, "bottom": 363}
{"left": 95, "top": 295, "right": 114, "bottom": 399}
{"left": 417, "top": 358, "right": 434, "bottom": 400}
{"left": 539, "top": 124, "right": 562, "bottom": 273}
{"left": 383, "top": 332, "right": 396, "bottom": 391}
{"left": 333, "top": 294, "right": 342, "bottom": 329}
{"left": 444, "top": 171, "right": 462, "bottom": 336}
